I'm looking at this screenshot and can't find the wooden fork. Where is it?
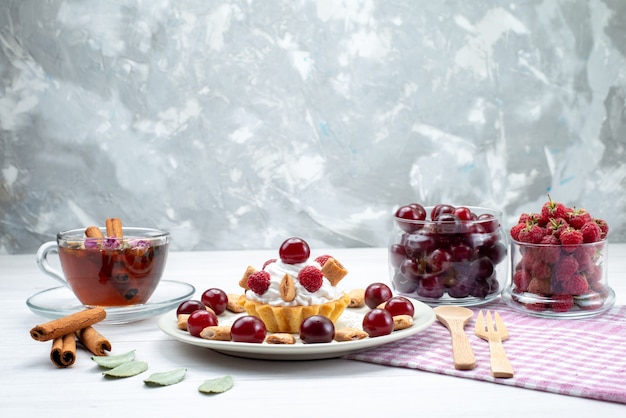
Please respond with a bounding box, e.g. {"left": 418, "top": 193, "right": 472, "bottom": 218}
{"left": 475, "top": 310, "right": 514, "bottom": 378}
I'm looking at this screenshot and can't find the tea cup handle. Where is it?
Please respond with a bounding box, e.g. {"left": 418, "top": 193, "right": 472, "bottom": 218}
{"left": 36, "top": 241, "right": 67, "bottom": 287}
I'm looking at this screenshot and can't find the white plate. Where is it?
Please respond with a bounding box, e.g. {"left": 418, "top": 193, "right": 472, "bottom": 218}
{"left": 26, "top": 280, "right": 195, "bottom": 325}
{"left": 158, "top": 297, "right": 435, "bottom": 360}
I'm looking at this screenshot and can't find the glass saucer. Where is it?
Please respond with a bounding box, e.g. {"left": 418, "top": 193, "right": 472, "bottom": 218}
{"left": 26, "top": 280, "right": 195, "bottom": 324}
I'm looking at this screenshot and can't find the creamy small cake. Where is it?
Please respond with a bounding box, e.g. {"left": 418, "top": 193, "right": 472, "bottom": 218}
{"left": 238, "top": 237, "right": 350, "bottom": 333}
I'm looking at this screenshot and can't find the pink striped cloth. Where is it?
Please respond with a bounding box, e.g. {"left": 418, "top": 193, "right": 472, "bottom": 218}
{"left": 346, "top": 302, "right": 626, "bottom": 404}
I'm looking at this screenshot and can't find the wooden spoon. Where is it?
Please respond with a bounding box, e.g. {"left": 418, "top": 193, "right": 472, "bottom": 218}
{"left": 433, "top": 306, "right": 476, "bottom": 370}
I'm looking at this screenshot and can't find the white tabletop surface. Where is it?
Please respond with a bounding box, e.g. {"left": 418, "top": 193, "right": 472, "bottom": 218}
{"left": 2, "top": 245, "right": 625, "bottom": 417}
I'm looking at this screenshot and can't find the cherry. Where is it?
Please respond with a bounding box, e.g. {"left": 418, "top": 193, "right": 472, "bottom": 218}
{"left": 454, "top": 206, "right": 474, "bottom": 221}
{"left": 416, "top": 274, "right": 445, "bottom": 299}
{"left": 404, "top": 230, "right": 436, "bottom": 257}
{"left": 450, "top": 243, "right": 474, "bottom": 261}
{"left": 362, "top": 309, "right": 394, "bottom": 337}
{"left": 400, "top": 258, "right": 422, "bottom": 280}
{"left": 431, "top": 204, "right": 455, "bottom": 221}
{"left": 364, "top": 282, "right": 393, "bottom": 309}
{"left": 477, "top": 213, "right": 499, "bottom": 233}
{"left": 201, "top": 288, "right": 228, "bottom": 315}
{"left": 187, "top": 309, "right": 218, "bottom": 337}
{"left": 426, "top": 248, "right": 452, "bottom": 273}
{"left": 392, "top": 271, "right": 418, "bottom": 293}
{"left": 230, "top": 316, "right": 266, "bottom": 343}
{"left": 299, "top": 315, "right": 335, "bottom": 344}
{"left": 176, "top": 299, "right": 206, "bottom": 316}
{"left": 384, "top": 296, "right": 415, "bottom": 317}
{"left": 278, "top": 237, "right": 310, "bottom": 264}
{"left": 389, "top": 243, "right": 407, "bottom": 268}
{"left": 395, "top": 205, "right": 427, "bottom": 233}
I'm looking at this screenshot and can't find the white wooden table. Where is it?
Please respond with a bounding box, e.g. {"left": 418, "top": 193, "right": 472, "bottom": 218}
{"left": 2, "top": 246, "right": 625, "bottom": 417}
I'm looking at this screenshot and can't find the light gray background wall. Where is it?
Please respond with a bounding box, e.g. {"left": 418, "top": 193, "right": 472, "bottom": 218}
{"left": 1, "top": 0, "right": 625, "bottom": 254}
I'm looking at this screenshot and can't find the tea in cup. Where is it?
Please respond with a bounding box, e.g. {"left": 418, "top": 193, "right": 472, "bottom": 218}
{"left": 36, "top": 224, "right": 170, "bottom": 307}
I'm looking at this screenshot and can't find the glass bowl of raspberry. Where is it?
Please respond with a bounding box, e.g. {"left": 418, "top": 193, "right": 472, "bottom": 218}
{"left": 502, "top": 238, "right": 615, "bottom": 318}
{"left": 389, "top": 204, "right": 508, "bottom": 307}
{"left": 501, "top": 199, "right": 615, "bottom": 318}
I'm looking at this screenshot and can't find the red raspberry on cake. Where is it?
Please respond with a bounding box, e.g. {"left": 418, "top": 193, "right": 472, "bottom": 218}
{"left": 248, "top": 271, "right": 271, "bottom": 295}
{"left": 297, "top": 265, "right": 324, "bottom": 292}
{"left": 315, "top": 254, "right": 332, "bottom": 266}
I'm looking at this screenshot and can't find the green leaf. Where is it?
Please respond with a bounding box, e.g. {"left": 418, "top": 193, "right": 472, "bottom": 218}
{"left": 102, "top": 360, "right": 148, "bottom": 378}
{"left": 198, "top": 375, "right": 234, "bottom": 394}
{"left": 91, "top": 350, "right": 136, "bottom": 368}
{"left": 144, "top": 368, "right": 187, "bottom": 386}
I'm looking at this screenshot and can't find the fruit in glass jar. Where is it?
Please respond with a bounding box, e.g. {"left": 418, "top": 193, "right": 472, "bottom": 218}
{"left": 390, "top": 203, "right": 506, "bottom": 302}
{"left": 278, "top": 237, "right": 311, "bottom": 264}
{"left": 187, "top": 309, "right": 218, "bottom": 337}
{"left": 201, "top": 288, "right": 228, "bottom": 315}
{"left": 364, "top": 282, "right": 393, "bottom": 309}
{"left": 230, "top": 316, "right": 267, "bottom": 343}
{"left": 299, "top": 315, "right": 335, "bottom": 344}
{"left": 395, "top": 204, "right": 427, "bottom": 232}
{"left": 362, "top": 309, "right": 394, "bottom": 337}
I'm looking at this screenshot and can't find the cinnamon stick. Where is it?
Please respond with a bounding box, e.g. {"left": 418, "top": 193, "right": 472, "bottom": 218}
{"left": 30, "top": 307, "right": 107, "bottom": 342}
{"left": 50, "top": 333, "right": 76, "bottom": 367}
{"left": 105, "top": 218, "right": 123, "bottom": 237}
{"left": 85, "top": 226, "right": 104, "bottom": 238}
{"left": 76, "top": 326, "right": 111, "bottom": 356}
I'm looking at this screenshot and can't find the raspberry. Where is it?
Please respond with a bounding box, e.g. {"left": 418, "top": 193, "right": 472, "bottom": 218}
{"left": 314, "top": 255, "right": 332, "bottom": 267}
{"left": 574, "top": 245, "right": 597, "bottom": 271}
{"left": 540, "top": 197, "right": 569, "bottom": 225}
{"left": 559, "top": 227, "right": 583, "bottom": 252}
{"left": 513, "top": 269, "right": 532, "bottom": 292}
{"left": 546, "top": 217, "right": 569, "bottom": 238}
{"left": 567, "top": 207, "right": 592, "bottom": 229}
{"left": 524, "top": 301, "right": 548, "bottom": 312}
{"left": 551, "top": 294, "right": 574, "bottom": 312}
{"left": 247, "top": 271, "right": 271, "bottom": 295}
{"left": 559, "top": 273, "right": 589, "bottom": 295}
{"left": 594, "top": 218, "right": 609, "bottom": 240}
{"left": 297, "top": 265, "right": 323, "bottom": 292}
{"left": 583, "top": 265, "right": 603, "bottom": 289}
{"left": 580, "top": 221, "right": 602, "bottom": 243}
{"left": 510, "top": 223, "right": 525, "bottom": 241}
{"left": 530, "top": 261, "right": 552, "bottom": 280}
{"left": 262, "top": 258, "right": 277, "bottom": 269}
{"left": 518, "top": 212, "right": 540, "bottom": 225}
{"left": 553, "top": 255, "right": 579, "bottom": 283}
{"left": 518, "top": 223, "right": 545, "bottom": 244}
{"left": 537, "top": 234, "right": 561, "bottom": 264}
{"left": 528, "top": 277, "right": 551, "bottom": 295}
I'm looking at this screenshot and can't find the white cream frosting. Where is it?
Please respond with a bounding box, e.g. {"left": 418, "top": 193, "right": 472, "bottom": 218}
{"left": 244, "top": 259, "right": 345, "bottom": 307}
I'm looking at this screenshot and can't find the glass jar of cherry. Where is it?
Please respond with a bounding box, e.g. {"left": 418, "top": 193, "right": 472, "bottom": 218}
{"left": 388, "top": 204, "right": 508, "bottom": 306}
